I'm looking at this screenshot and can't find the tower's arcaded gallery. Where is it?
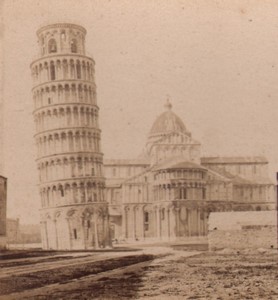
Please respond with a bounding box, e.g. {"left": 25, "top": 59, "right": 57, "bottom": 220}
{"left": 31, "top": 23, "right": 110, "bottom": 250}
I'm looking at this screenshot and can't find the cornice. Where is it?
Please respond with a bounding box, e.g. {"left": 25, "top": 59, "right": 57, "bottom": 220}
{"left": 37, "top": 23, "right": 86, "bottom": 36}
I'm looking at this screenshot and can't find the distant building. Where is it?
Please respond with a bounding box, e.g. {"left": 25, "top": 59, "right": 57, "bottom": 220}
{"left": 6, "top": 219, "right": 41, "bottom": 245}
{"left": 0, "top": 176, "right": 7, "bottom": 249}
{"left": 6, "top": 218, "right": 19, "bottom": 244}
{"left": 104, "top": 101, "right": 275, "bottom": 242}
{"left": 19, "top": 223, "right": 41, "bottom": 244}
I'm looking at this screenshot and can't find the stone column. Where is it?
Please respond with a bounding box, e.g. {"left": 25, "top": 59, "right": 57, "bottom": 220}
{"left": 187, "top": 208, "right": 191, "bottom": 237}
{"left": 122, "top": 207, "right": 127, "bottom": 239}
{"left": 156, "top": 208, "right": 161, "bottom": 239}
{"left": 81, "top": 217, "right": 87, "bottom": 250}
{"left": 173, "top": 207, "right": 179, "bottom": 238}
{"left": 197, "top": 208, "right": 201, "bottom": 236}
{"left": 84, "top": 184, "right": 89, "bottom": 203}
{"left": 66, "top": 217, "right": 72, "bottom": 250}
{"left": 166, "top": 208, "right": 170, "bottom": 239}
{"left": 103, "top": 214, "right": 111, "bottom": 248}
{"left": 41, "top": 221, "right": 49, "bottom": 250}
{"left": 193, "top": 208, "right": 197, "bottom": 236}
{"left": 168, "top": 207, "right": 173, "bottom": 239}
{"left": 53, "top": 219, "right": 59, "bottom": 250}
{"left": 93, "top": 211, "right": 99, "bottom": 249}
{"left": 133, "top": 206, "right": 137, "bottom": 241}
{"left": 77, "top": 184, "right": 81, "bottom": 204}
{"left": 141, "top": 206, "right": 145, "bottom": 240}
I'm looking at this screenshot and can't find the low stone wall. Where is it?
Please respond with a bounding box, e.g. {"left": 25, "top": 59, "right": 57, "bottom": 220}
{"left": 208, "top": 211, "right": 277, "bottom": 250}
{"left": 208, "top": 225, "right": 277, "bottom": 250}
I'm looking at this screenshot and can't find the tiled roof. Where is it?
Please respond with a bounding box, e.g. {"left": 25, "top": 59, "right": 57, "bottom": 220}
{"left": 104, "top": 159, "right": 150, "bottom": 166}
{"left": 206, "top": 166, "right": 273, "bottom": 185}
{"left": 105, "top": 178, "right": 123, "bottom": 187}
{"left": 201, "top": 156, "right": 268, "bottom": 164}
{"left": 154, "top": 160, "right": 206, "bottom": 171}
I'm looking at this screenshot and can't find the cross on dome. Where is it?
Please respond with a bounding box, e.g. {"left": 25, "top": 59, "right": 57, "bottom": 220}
{"left": 164, "top": 97, "right": 172, "bottom": 111}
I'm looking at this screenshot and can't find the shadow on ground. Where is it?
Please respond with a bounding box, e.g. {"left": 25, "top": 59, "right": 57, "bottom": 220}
{"left": 0, "top": 254, "right": 155, "bottom": 298}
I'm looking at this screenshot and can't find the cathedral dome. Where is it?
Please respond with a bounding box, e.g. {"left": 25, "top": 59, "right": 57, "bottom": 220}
{"left": 148, "top": 100, "right": 187, "bottom": 137}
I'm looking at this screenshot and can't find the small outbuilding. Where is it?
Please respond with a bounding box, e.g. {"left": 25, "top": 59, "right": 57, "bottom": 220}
{"left": 0, "top": 176, "right": 7, "bottom": 249}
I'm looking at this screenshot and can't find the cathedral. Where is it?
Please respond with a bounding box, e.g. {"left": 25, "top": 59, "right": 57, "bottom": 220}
{"left": 31, "top": 23, "right": 275, "bottom": 249}
{"left": 104, "top": 100, "right": 275, "bottom": 242}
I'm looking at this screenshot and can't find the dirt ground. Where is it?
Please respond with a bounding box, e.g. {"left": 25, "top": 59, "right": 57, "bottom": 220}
{"left": 1, "top": 247, "right": 278, "bottom": 300}
{"left": 136, "top": 249, "right": 278, "bottom": 300}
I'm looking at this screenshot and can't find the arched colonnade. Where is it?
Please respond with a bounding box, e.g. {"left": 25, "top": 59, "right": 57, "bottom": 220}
{"left": 34, "top": 105, "right": 99, "bottom": 131}
{"left": 38, "top": 154, "right": 103, "bottom": 183}
{"left": 31, "top": 57, "right": 95, "bottom": 85}
{"left": 35, "top": 129, "right": 101, "bottom": 157}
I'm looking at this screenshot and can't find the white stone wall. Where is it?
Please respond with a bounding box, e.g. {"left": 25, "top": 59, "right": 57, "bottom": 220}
{"left": 208, "top": 211, "right": 277, "bottom": 250}
{"left": 147, "top": 133, "right": 201, "bottom": 166}
{"left": 104, "top": 165, "right": 147, "bottom": 179}
{"left": 0, "top": 236, "right": 6, "bottom": 249}
{"left": 209, "top": 226, "right": 276, "bottom": 250}
{"left": 205, "top": 163, "right": 269, "bottom": 181}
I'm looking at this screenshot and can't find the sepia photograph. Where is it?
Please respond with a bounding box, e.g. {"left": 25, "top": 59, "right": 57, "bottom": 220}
{"left": 0, "top": 0, "right": 278, "bottom": 299}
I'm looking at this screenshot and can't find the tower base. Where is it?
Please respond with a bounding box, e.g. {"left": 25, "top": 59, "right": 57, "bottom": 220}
{"left": 40, "top": 203, "right": 111, "bottom": 250}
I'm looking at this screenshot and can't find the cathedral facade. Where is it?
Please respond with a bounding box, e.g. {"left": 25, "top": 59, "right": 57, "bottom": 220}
{"left": 104, "top": 101, "right": 275, "bottom": 242}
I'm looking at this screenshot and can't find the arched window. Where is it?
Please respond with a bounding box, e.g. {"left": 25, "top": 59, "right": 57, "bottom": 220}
{"left": 48, "top": 39, "right": 57, "bottom": 53}
{"left": 50, "top": 62, "right": 55, "bottom": 80}
{"left": 253, "top": 165, "right": 257, "bottom": 174}
{"left": 71, "top": 39, "right": 78, "bottom": 53}
{"left": 161, "top": 208, "right": 165, "bottom": 220}
{"left": 77, "top": 158, "right": 82, "bottom": 175}
{"left": 41, "top": 37, "right": 45, "bottom": 54}
{"left": 179, "top": 188, "right": 187, "bottom": 199}
{"left": 59, "top": 186, "right": 64, "bottom": 197}
{"left": 202, "top": 188, "right": 206, "bottom": 200}
{"left": 144, "top": 212, "right": 149, "bottom": 231}
{"left": 61, "top": 30, "right": 66, "bottom": 41}
{"left": 76, "top": 61, "right": 81, "bottom": 79}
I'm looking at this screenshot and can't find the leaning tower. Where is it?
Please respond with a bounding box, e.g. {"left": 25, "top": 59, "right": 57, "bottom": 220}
{"left": 31, "top": 23, "right": 110, "bottom": 250}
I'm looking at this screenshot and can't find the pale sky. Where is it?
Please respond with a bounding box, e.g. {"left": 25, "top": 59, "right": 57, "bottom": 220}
{"left": 2, "top": 0, "right": 278, "bottom": 224}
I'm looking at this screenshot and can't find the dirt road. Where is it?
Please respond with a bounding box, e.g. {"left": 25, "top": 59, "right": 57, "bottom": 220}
{"left": 1, "top": 247, "right": 277, "bottom": 299}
